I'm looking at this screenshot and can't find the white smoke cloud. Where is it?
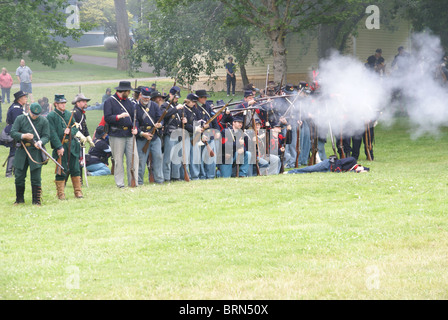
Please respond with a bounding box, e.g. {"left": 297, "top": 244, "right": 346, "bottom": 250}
{"left": 289, "top": 32, "right": 448, "bottom": 140}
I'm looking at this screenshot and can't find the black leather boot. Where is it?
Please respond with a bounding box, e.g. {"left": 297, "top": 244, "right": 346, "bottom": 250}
{"left": 14, "top": 185, "right": 25, "bottom": 205}
{"left": 32, "top": 185, "right": 42, "bottom": 206}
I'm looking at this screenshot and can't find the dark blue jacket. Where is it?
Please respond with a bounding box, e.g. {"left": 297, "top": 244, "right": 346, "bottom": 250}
{"left": 135, "top": 101, "right": 163, "bottom": 140}
{"left": 5, "top": 102, "right": 24, "bottom": 134}
{"left": 103, "top": 93, "right": 135, "bottom": 137}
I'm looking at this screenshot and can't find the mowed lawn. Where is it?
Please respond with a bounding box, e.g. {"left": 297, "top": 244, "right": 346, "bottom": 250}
{"left": 0, "top": 58, "right": 154, "bottom": 85}
{"left": 0, "top": 107, "right": 447, "bottom": 299}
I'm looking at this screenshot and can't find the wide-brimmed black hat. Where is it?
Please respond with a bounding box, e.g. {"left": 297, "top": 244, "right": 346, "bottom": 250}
{"left": 14, "top": 91, "right": 28, "bottom": 101}
{"left": 115, "top": 81, "right": 133, "bottom": 91}
{"left": 195, "top": 90, "right": 210, "bottom": 98}
{"left": 95, "top": 125, "right": 105, "bottom": 138}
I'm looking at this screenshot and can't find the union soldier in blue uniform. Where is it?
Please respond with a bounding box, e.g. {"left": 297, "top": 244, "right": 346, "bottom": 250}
{"left": 103, "top": 81, "right": 139, "bottom": 188}
{"left": 161, "top": 86, "right": 183, "bottom": 182}
{"left": 135, "top": 87, "right": 164, "bottom": 184}
{"left": 195, "top": 89, "right": 220, "bottom": 179}
{"left": 86, "top": 126, "right": 112, "bottom": 176}
{"left": 218, "top": 114, "right": 251, "bottom": 178}
{"left": 4, "top": 91, "right": 28, "bottom": 177}
{"left": 183, "top": 93, "right": 202, "bottom": 180}
{"left": 9, "top": 103, "right": 50, "bottom": 205}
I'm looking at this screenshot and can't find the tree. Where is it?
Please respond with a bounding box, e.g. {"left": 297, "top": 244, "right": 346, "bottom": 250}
{"left": 218, "top": 0, "right": 347, "bottom": 83}
{"left": 80, "top": 0, "right": 135, "bottom": 40}
{"left": 130, "top": 0, "right": 261, "bottom": 87}
{"left": 401, "top": 0, "right": 448, "bottom": 49}
{"left": 79, "top": 0, "right": 118, "bottom": 38}
{"left": 114, "top": 0, "right": 131, "bottom": 71}
{"left": 0, "top": 0, "right": 91, "bottom": 68}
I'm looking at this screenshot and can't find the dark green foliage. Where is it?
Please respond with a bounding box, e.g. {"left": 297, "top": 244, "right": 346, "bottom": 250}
{"left": 0, "top": 0, "right": 92, "bottom": 68}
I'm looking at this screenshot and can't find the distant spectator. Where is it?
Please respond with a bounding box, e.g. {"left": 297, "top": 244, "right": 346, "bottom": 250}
{"left": 391, "top": 46, "right": 410, "bottom": 72}
{"left": 150, "top": 83, "right": 157, "bottom": 93}
{"left": 366, "top": 49, "right": 385, "bottom": 75}
{"left": 225, "top": 57, "right": 236, "bottom": 96}
{"left": 103, "top": 88, "right": 112, "bottom": 105}
{"left": 86, "top": 88, "right": 112, "bottom": 111}
{"left": 16, "top": 59, "right": 33, "bottom": 102}
{"left": 0, "top": 68, "right": 13, "bottom": 104}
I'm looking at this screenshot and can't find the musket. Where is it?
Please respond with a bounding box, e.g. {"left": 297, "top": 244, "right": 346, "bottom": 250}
{"left": 339, "top": 130, "right": 346, "bottom": 159}
{"left": 56, "top": 107, "right": 75, "bottom": 176}
{"left": 365, "top": 122, "right": 373, "bottom": 161}
{"left": 204, "top": 99, "right": 233, "bottom": 123}
{"left": 282, "top": 92, "right": 301, "bottom": 119}
{"left": 181, "top": 106, "right": 190, "bottom": 182}
{"left": 82, "top": 145, "right": 88, "bottom": 187}
{"left": 227, "top": 105, "right": 266, "bottom": 115}
{"left": 192, "top": 99, "right": 233, "bottom": 147}
{"left": 130, "top": 108, "right": 137, "bottom": 188}
{"left": 295, "top": 101, "right": 302, "bottom": 168}
{"left": 211, "top": 95, "right": 295, "bottom": 111}
{"left": 2, "top": 156, "right": 8, "bottom": 167}
{"left": 235, "top": 110, "right": 247, "bottom": 177}
{"left": 251, "top": 115, "right": 261, "bottom": 176}
{"left": 276, "top": 76, "right": 284, "bottom": 95}
{"left": 308, "top": 121, "right": 318, "bottom": 166}
{"left": 21, "top": 140, "right": 65, "bottom": 174}
{"left": 142, "top": 102, "right": 170, "bottom": 154}
{"left": 328, "top": 121, "right": 338, "bottom": 158}
{"left": 265, "top": 65, "right": 269, "bottom": 96}
{"left": 279, "top": 149, "right": 285, "bottom": 174}
{"left": 147, "top": 152, "right": 155, "bottom": 183}
{"left": 295, "top": 126, "right": 300, "bottom": 168}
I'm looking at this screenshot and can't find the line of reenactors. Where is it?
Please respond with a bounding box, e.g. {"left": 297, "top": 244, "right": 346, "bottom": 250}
{"left": 2, "top": 79, "right": 376, "bottom": 205}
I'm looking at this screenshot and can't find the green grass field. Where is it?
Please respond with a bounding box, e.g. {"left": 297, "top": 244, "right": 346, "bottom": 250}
{"left": 0, "top": 58, "right": 154, "bottom": 85}
{"left": 1, "top": 109, "right": 447, "bottom": 299}
{"left": 70, "top": 46, "right": 118, "bottom": 59}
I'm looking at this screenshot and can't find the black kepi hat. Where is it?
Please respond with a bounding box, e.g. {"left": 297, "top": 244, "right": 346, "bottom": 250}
{"left": 150, "top": 90, "right": 166, "bottom": 100}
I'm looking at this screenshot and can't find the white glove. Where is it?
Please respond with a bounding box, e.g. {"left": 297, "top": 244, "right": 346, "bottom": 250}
{"left": 75, "top": 131, "right": 87, "bottom": 144}
{"left": 86, "top": 135, "right": 95, "bottom": 147}
{"left": 34, "top": 140, "right": 43, "bottom": 149}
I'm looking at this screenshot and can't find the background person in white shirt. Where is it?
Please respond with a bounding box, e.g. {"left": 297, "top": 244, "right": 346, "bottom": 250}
{"left": 16, "top": 59, "right": 33, "bottom": 102}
